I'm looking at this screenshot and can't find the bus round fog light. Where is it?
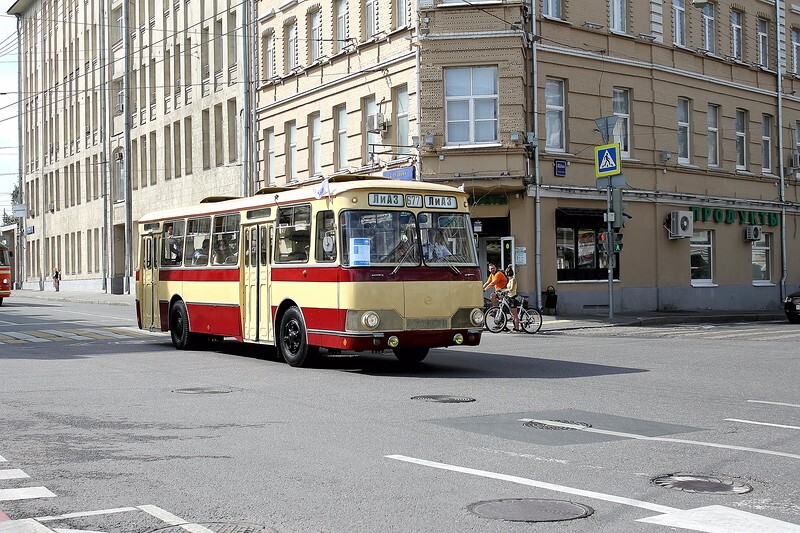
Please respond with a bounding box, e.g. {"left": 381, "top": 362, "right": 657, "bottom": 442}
{"left": 388, "top": 336, "right": 399, "bottom": 348}
{"left": 361, "top": 311, "right": 380, "bottom": 329}
{"left": 470, "top": 308, "right": 485, "bottom": 327}
{"left": 453, "top": 333, "right": 464, "bottom": 344}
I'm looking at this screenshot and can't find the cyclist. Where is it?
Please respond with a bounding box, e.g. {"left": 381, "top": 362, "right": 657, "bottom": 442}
{"left": 503, "top": 266, "right": 522, "bottom": 332}
{"left": 482, "top": 263, "right": 508, "bottom": 307}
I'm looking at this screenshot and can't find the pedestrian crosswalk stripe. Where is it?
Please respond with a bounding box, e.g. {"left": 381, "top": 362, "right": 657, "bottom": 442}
{"left": 109, "top": 327, "right": 159, "bottom": 337}
{"left": 0, "top": 469, "right": 30, "bottom": 480}
{"left": 41, "top": 330, "right": 92, "bottom": 340}
{"left": 25, "top": 331, "right": 65, "bottom": 341}
{"left": 62, "top": 329, "right": 122, "bottom": 340}
{"left": 0, "top": 486, "right": 57, "bottom": 502}
{"left": 0, "top": 334, "right": 24, "bottom": 344}
{"left": 0, "top": 327, "right": 159, "bottom": 344}
{"left": 2, "top": 332, "right": 51, "bottom": 343}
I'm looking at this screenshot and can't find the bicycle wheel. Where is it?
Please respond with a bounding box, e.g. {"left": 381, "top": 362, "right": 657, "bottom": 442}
{"left": 520, "top": 307, "right": 543, "bottom": 334}
{"left": 485, "top": 307, "right": 507, "bottom": 333}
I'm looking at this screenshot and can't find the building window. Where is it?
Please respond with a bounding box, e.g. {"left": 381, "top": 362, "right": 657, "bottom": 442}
{"left": 444, "top": 66, "right": 499, "bottom": 145}
{"left": 752, "top": 233, "right": 771, "bottom": 282}
{"left": 545, "top": 78, "right": 565, "bottom": 152}
{"left": 762, "top": 114, "right": 773, "bottom": 173}
{"left": 364, "top": 95, "right": 379, "bottom": 164}
{"left": 702, "top": 3, "right": 715, "bottom": 53}
{"left": 673, "top": 0, "right": 686, "bottom": 47}
{"left": 286, "top": 121, "right": 297, "bottom": 182}
{"left": 263, "top": 31, "right": 275, "bottom": 80}
{"left": 336, "top": 106, "right": 348, "bottom": 171}
{"left": 707, "top": 104, "right": 719, "bottom": 167}
{"left": 677, "top": 98, "right": 691, "bottom": 164}
{"left": 266, "top": 128, "right": 276, "bottom": 184}
{"left": 612, "top": 88, "right": 630, "bottom": 158}
{"left": 731, "top": 10, "right": 743, "bottom": 60}
{"left": 555, "top": 209, "right": 619, "bottom": 281}
{"left": 792, "top": 29, "right": 800, "bottom": 74}
{"left": 396, "top": 0, "right": 408, "bottom": 28}
{"left": 365, "top": 0, "right": 377, "bottom": 39}
{"left": 690, "top": 230, "right": 713, "bottom": 284}
{"left": 310, "top": 113, "right": 321, "bottom": 176}
{"left": 736, "top": 109, "right": 747, "bottom": 170}
{"left": 395, "top": 85, "right": 409, "bottom": 156}
{"left": 335, "top": 0, "right": 348, "bottom": 53}
{"left": 610, "top": 0, "right": 626, "bottom": 33}
{"left": 309, "top": 10, "right": 322, "bottom": 63}
{"left": 757, "top": 18, "right": 769, "bottom": 68}
{"left": 286, "top": 20, "right": 297, "bottom": 71}
{"left": 543, "top": 0, "right": 561, "bottom": 19}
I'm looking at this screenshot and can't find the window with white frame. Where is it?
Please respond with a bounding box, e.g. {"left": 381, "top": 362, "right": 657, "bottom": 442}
{"left": 673, "top": 0, "right": 686, "bottom": 47}
{"left": 543, "top": 0, "right": 561, "bottom": 19}
{"left": 792, "top": 29, "right": 800, "bottom": 74}
{"left": 309, "top": 10, "right": 322, "bottom": 63}
{"left": 310, "top": 113, "right": 321, "bottom": 175}
{"left": 444, "top": 66, "right": 499, "bottom": 145}
{"left": 364, "top": 95, "right": 379, "bottom": 164}
{"left": 795, "top": 120, "right": 800, "bottom": 156}
{"left": 690, "top": 230, "right": 713, "bottom": 283}
{"left": 365, "top": 0, "right": 377, "bottom": 39}
{"left": 266, "top": 128, "right": 276, "bottom": 184}
{"left": 752, "top": 233, "right": 771, "bottom": 282}
{"left": 286, "top": 21, "right": 297, "bottom": 71}
{"left": 677, "top": 98, "right": 691, "bottom": 164}
{"left": 336, "top": 105, "right": 348, "bottom": 170}
{"left": 731, "top": 10, "right": 743, "bottom": 60}
{"left": 761, "top": 114, "right": 773, "bottom": 173}
{"left": 757, "top": 18, "right": 769, "bottom": 67}
{"left": 286, "top": 121, "right": 297, "bottom": 181}
{"left": 702, "top": 3, "right": 715, "bottom": 53}
{"left": 395, "top": 85, "right": 410, "bottom": 155}
{"left": 612, "top": 88, "right": 630, "bottom": 158}
{"left": 707, "top": 104, "right": 719, "bottom": 167}
{"left": 736, "top": 109, "right": 747, "bottom": 170}
{"left": 610, "top": 0, "right": 626, "bottom": 32}
{"left": 396, "top": 0, "right": 408, "bottom": 28}
{"left": 545, "top": 78, "right": 565, "bottom": 152}
{"left": 263, "top": 31, "right": 275, "bottom": 80}
{"left": 335, "top": 0, "right": 348, "bottom": 53}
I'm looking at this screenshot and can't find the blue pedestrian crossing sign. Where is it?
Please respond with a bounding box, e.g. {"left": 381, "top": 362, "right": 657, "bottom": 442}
{"left": 594, "top": 143, "right": 621, "bottom": 178}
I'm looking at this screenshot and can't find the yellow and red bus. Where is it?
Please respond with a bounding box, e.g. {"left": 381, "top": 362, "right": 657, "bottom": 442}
{"left": 136, "top": 177, "right": 485, "bottom": 366}
{"left": 0, "top": 243, "right": 11, "bottom": 306}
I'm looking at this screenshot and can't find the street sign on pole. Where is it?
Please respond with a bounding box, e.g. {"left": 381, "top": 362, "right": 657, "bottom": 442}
{"left": 595, "top": 173, "right": 625, "bottom": 190}
{"left": 595, "top": 143, "right": 621, "bottom": 178}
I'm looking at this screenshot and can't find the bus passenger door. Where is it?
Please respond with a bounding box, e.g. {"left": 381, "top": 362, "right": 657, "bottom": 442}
{"left": 141, "top": 236, "right": 158, "bottom": 330}
{"left": 259, "top": 224, "right": 273, "bottom": 343}
{"left": 243, "top": 226, "right": 260, "bottom": 341}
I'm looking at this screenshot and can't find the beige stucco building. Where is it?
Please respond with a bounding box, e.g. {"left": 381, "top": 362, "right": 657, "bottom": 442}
{"left": 9, "top": 0, "right": 800, "bottom": 313}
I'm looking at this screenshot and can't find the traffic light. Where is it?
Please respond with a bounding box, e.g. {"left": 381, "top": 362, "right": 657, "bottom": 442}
{"left": 598, "top": 231, "right": 610, "bottom": 253}
{"left": 612, "top": 230, "right": 624, "bottom": 252}
{"left": 611, "top": 187, "right": 632, "bottom": 228}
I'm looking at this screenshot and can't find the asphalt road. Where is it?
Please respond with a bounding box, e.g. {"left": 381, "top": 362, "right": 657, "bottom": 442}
{"left": 1, "top": 296, "right": 800, "bottom": 532}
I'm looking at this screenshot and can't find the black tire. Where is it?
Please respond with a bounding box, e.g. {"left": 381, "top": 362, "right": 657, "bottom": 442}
{"left": 393, "top": 347, "right": 429, "bottom": 364}
{"left": 0, "top": 297, "right": 3, "bottom": 306}
{"left": 484, "top": 307, "right": 506, "bottom": 333}
{"left": 278, "top": 306, "right": 318, "bottom": 367}
{"left": 170, "top": 300, "right": 196, "bottom": 350}
{"left": 788, "top": 313, "right": 800, "bottom": 324}
{"left": 521, "top": 307, "right": 543, "bottom": 334}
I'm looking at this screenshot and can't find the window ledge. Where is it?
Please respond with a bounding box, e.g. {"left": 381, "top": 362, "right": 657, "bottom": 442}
{"left": 437, "top": 0, "right": 502, "bottom": 6}
{"left": 542, "top": 15, "right": 572, "bottom": 26}
{"left": 762, "top": 172, "right": 779, "bottom": 179}
{"left": 558, "top": 279, "right": 619, "bottom": 284}
{"left": 677, "top": 162, "right": 699, "bottom": 169}
{"left": 609, "top": 29, "right": 634, "bottom": 38}
{"left": 442, "top": 142, "right": 502, "bottom": 150}
{"left": 735, "top": 169, "right": 754, "bottom": 176}
{"left": 752, "top": 281, "right": 775, "bottom": 287}
{"left": 691, "top": 281, "right": 718, "bottom": 288}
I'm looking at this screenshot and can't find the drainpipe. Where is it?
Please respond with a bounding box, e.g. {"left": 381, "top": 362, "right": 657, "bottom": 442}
{"left": 123, "top": 0, "right": 133, "bottom": 294}
{"left": 242, "top": 0, "right": 253, "bottom": 196}
{"left": 776, "top": 2, "right": 788, "bottom": 300}
{"left": 530, "top": 0, "right": 542, "bottom": 310}
{"left": 414, "top": 5, "right": 423, "bottom": 182}
{"left": 14, "top": 13, "right": 23, "bottom": 289}
{"left": 100, "top": 0, "right": 108, "bottom": 292}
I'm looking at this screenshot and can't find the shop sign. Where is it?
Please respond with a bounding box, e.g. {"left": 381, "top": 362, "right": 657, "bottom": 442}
{"left": 691, "top": 206, "right": 779, "bottom": 227}
{"left": 468, "top": 195, "right": 507, "bottom": 206}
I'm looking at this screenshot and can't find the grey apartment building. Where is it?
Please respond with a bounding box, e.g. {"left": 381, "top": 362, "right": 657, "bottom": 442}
{"left": 10, "top": 0, "right": 800, "bottom": 313}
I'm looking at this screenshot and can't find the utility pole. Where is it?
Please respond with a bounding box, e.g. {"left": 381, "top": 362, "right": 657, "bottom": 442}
{"left": 122, "top": 0, "right": 133, "bottom": 294}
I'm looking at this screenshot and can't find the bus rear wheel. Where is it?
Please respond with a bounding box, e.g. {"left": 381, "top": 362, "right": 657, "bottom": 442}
{"left": 170, "top": 300, "right": 196, "bottom": 350}
{"left": 278, "top": 306, "right": 318, "bottom": 367}
{"left": 393, "top": 347, "right": 429, "bottom": 364}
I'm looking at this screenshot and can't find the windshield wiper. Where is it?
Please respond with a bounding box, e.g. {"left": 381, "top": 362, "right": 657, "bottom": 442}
{"left": 390, "top": 242, "right": 419, "bottom": 275}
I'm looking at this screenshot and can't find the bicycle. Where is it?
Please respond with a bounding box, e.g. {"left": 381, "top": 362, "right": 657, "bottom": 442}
{"left": 484, "top": 291, "right": 543, "bottom": 334}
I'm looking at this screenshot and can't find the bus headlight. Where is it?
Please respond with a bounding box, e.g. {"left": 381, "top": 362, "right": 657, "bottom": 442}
{"left": 1, "top": 278, "right": 7, "bottom": 285}
{"left": 470, "top": 308, "right": 485, "bottom": 327}
{"left": 361, "top": 311, "right": 380, "bottom": 330}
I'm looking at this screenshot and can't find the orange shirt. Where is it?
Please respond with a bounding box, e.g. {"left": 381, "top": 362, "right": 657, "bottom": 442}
{"left": 489, "top": 271, "right": 508, "bottom": 290}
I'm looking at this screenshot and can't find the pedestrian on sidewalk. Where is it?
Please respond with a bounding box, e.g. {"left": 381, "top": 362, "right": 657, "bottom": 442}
{"left": 52, "top": 267, "right": 61, "bottom": 292}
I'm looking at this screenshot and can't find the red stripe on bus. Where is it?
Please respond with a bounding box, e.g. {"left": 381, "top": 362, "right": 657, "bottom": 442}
{"left": 271, "top": 266, "right": 482, "bottom": 283}
{"left": 158, "top": 269, "right": 240, "bottom": 282}
{"left": 186, "top": 302, "right": 242, "bottom": 338}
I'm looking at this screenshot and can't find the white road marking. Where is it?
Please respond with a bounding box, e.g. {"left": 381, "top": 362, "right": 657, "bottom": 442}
{"left": 40, "top": 330, "right": 91, "bottom": 340}
{"left": 386, "top": 455, "right": 800, "bottom": 532}
{"left": 748, "top": 400, "right": 800, "bottom": 408}
{"left": 0, "top": 487, "right": 56, "bottom": 502}
{"left": 519, "top": 418, "right": 800, "bottom": 460}
{"left": 0, "top": 455, "right": 6, "bottom": 462}
{"left": 0, "top": 518, "right": 55, "bottom": 533}
{"left": 53, "top": 529, "right": 108, "bottom": 533}
{"left": 0, "top": 320, "right": 15, "bottom": 325}
{"left": 112, "top": 327, "right": 164, "bottom": 337}
{"left": 36, "top": 508, "right": 137, "bottom": 522}
{"left": 725, "top": 418, "right": 800, "bottom": 430}
{"left": 137, "top": 506, "right": 214, "bottom": 533}
{"left": 0, "top": 470, "right": 29, "bottom": 481}
{"left": 2, "top": 332, "right": 50, "bottom": 343}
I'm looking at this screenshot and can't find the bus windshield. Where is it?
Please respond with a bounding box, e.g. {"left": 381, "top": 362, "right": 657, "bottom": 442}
{"left": 339, "top": 210, "right": 478, "bottom": 268}
{"left": 0, "top": 250, "right": 9, "bottom": 267}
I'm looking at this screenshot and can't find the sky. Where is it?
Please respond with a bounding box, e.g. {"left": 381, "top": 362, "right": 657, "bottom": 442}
{"left": 0, "top": 1, "right": 18, "bottom": 221}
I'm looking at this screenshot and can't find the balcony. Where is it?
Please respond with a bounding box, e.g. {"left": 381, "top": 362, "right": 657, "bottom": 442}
{"left": 214, "top": 68, "right": 223, "bottom": 92}
{"left": 185, "top": 85, "right": 192, "bottom": 104}
{"left": 228, "top": 64, "right": 238, "bottom": 85}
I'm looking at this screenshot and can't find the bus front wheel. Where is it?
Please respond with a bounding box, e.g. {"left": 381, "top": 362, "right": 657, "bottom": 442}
{"left": 278, "top": 306, "right": 318, "bottom": 367}
{"left": 393, "top": 347, "right": 429, "bottom": 364}
{"left": 170, "top": 300, "right": 196, "bottom": 350}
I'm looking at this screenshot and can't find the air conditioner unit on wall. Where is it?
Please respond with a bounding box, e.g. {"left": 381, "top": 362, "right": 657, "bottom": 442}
{"left": 744, "top": 225, "right": 763, "bottom": 241}
{"left": 366, "top": 113, "right": 387, "bottom": 133}
{"left": 791, "top": 152, "right": 800, "bottom": 169}
{"left": 669, "top": 210, "right": 694, "bottom": 239}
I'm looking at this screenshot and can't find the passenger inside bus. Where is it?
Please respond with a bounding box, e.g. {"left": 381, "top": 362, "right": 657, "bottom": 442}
{"left": 213, "top": 238, "right": 230, "bottom": 264}
{"left": 192, "top": 239, "right": 210, "bottom": 265}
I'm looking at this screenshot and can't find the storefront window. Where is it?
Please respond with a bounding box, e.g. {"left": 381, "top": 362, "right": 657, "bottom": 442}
{"left": 690, "top": 229, "right": 713, "bottom": 284}
{"left": 555, "top": 209, "right": 618, "bottom": 281}
{"left": 751, "top": 233, "right": 771, "bottom": 283}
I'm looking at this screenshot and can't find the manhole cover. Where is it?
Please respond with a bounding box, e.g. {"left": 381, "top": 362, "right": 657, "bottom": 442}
{"left": 523, "top": 419, "right": 592, "bottom": 430}
{"left": 148, "top": 523, "right": 276, "bottom": 533}
{"left": 468, "top": 498, "right": 593, "bottom": 523}
{"left": 173, "top": 387, "right": 234, "bottom": 394}
{"left": 411, "top": 395, "right": 476, "bottom": 403}
{"left": 652, "top": 474, "right": 752, "bottom": 494}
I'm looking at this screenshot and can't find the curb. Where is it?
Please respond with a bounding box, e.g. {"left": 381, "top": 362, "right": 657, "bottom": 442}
{"left": 12, "top": 292, "right": 135, "bottom": 308}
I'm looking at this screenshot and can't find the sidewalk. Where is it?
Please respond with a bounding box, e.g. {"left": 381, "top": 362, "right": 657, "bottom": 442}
{"left": 10, "top": 289, "right": 787, "bottom": 331}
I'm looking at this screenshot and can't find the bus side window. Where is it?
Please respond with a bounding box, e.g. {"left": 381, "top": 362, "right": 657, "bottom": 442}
{"left": 260, "top": 226, "right": 269, "bottom": 266}
{"left": 276, "top": 205, "right": 311, "bottom": 263}
{"left": 161, "top": 220, "right": 185, "bottom": 266}
{"left": 315, "top": 210, "right": 336, "bottom": 262}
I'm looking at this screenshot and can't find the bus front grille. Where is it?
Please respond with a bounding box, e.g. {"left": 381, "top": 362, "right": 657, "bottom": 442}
{"left": 406, "top": 317, "right": 449, "bottom": 330}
